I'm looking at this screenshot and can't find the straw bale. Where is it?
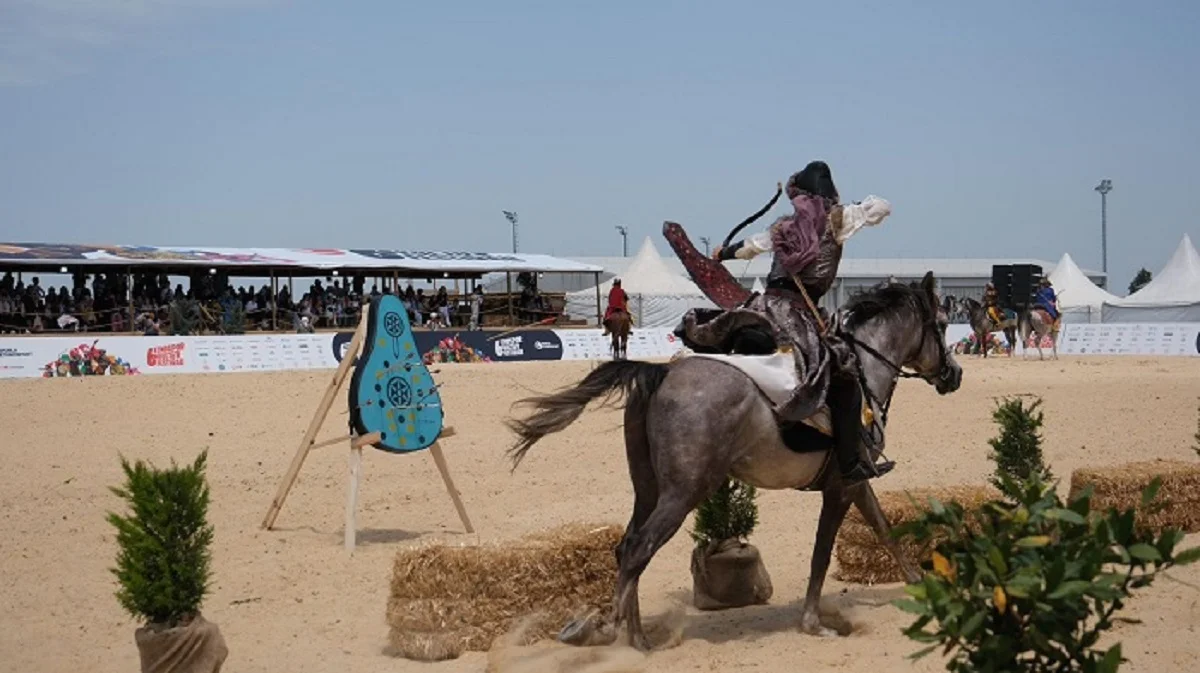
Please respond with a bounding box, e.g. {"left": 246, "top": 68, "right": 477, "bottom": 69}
{"left": 834, "top": 485, "right": 998, "bottom": 585}
{"left": 1068, "top": 459, "right": 1200, "bottom": 534}
{"left": 387, "top": 522, "right": 623, "bottom": 660}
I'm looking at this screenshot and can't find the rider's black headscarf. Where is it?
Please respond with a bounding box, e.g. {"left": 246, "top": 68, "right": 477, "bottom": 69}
{"left": 786, "top": 160, "right": 839, "bottom": 204}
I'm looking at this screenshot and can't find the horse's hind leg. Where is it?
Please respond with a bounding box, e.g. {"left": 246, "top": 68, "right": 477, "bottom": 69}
{"left": 800, "top": 482, "right": 855, "bottom": 637}
{"left": 612, "top": 411, "right": 658, "bottom": 630}
{"left": 614, "top": 495, "right": 695, "bottom": 651}
{"left": 852, "top": 483, "right": 921, "bottom": 584}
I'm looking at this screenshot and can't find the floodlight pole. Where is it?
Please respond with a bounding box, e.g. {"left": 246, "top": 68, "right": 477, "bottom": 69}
{"left": 1094, "top": 179, "right": 1112, "bottom": 275}
{"left": 615, "top": 225, "right": 628, "bottom": 257}
{"left": 502, "top": 210, "right": 519, "bottom": 253}
{"left": 699, "top": 237, "right": 711, "bottom": 256}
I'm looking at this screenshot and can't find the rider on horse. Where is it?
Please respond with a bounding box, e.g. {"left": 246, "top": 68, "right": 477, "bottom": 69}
{"left": 706, "top": 161, "right": 893, "bottom": 485}
{"left": 602, "top": 278, "right": 630, "bottom": 336}
{"left": 983, "top": 282, "right": 1004, "bottom": 325}
{"left": 1034, "top": 277, "right": 1060, "bottom": 325}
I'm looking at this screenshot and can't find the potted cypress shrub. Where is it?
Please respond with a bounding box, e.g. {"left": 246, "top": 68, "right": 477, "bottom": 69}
{"left": 689, "top": 479, "right": 773, "bottom": 610}
{"left": 987, "top": 396, "right": 1053, "bottom": 494}
{"left": 107, "top": 450, "right": 228, "bottom": 673}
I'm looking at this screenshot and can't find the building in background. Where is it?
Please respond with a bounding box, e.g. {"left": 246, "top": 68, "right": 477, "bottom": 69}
{"left": 488, "top": 253, "right": 1107, "bottom": 314}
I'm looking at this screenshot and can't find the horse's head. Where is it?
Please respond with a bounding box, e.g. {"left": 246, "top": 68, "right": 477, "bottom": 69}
{"left": 841, "top": 271, "right": 963, "bottom": 395}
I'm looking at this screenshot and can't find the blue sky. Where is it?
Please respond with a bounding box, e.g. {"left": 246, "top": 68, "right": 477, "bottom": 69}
{"left": 1, "top": 0, "right": 1197, "bottom": 292}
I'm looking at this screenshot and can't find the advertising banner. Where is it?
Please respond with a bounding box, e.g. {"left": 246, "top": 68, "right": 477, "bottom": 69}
{"left": 0, "top": 333, "right": 338, "bottom": 379}
{"left": 1057, "top": 323, "right": 1200, "bottom": 356}
{"left": 3, "top": 323, "right": 1197, "bottom": 381}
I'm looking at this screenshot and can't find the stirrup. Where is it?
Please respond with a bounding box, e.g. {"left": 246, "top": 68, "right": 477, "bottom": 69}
{"left": 841, "top": 458, "right": 895, "bottom": 485}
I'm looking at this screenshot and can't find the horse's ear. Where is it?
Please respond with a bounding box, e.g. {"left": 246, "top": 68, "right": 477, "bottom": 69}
{"left": 921, "top": 271, "right": 939, "bottom": 307}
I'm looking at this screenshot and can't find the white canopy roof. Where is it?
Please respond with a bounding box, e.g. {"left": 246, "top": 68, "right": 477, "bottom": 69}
{"left": 564, "top": 237, "right": 715, "bottom": 327}
{"left": 588, "top": 237, "right": 709, "bottom": 297}
{"left": 1108, "top": 234, "right": 1200, "bottom": 307}
{"left": 1048, "top": 252, "right": 1117, "bottom": 310}
{"left": 750, "top": 277, "right": 766, "bottom": 293}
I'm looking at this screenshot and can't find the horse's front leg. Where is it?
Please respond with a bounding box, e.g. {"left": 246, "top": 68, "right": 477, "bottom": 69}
{"left": 852, "top": 483, "right": 922, "bottom": 584}
{"left": 800, "top": 480, "right": 855, "bottom": 637}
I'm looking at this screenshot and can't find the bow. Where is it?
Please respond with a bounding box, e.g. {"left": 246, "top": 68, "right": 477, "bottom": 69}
{"left": 720, "top": 182, "right": 784, "bottom": 251}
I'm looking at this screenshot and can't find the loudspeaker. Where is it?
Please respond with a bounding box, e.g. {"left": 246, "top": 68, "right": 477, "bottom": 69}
{"left": 1010, "top": 264, "right": 1043, "bottom": 309}
{"left": 991, "top": 264, "right": 1013, "bottom": 307}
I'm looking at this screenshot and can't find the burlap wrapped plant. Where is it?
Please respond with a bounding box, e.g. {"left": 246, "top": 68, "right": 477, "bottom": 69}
{"left": 107, "top": 451, "right": 228, "bottom": 673}
{"left": 689, "top": 479, "right": 772, "bottom": 610}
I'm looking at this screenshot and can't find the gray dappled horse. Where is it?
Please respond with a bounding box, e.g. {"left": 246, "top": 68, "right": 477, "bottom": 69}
{"left": 506, "top": 272, "right": 963, "bottom": 651}
{"left": 1018, "top": 308, "right": 1061, "bottom": 360}
{"left": 959, "top": 297, "right": 1017, "bottom": 358}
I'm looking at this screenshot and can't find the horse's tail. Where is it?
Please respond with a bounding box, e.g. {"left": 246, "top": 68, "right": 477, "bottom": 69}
{"left": 505, "top": 360, "right": 669, "bottom": 470}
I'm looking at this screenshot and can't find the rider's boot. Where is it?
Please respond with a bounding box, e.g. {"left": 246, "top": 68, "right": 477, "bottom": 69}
{"left": 827, "top": 375, "right": 893, "bottom": 487}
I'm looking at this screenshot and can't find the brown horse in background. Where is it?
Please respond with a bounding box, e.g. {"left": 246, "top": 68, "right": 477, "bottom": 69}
{"left": 604, "top": 310, "right": 633, "bottom": 360}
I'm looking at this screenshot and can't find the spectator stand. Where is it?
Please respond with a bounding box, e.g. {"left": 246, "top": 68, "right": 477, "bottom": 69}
{"left": 0, "top": 243, "right": 603, "bottom": 337}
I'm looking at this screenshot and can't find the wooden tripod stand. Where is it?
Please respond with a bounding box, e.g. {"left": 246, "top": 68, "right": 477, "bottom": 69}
{"left": 261, "top": 311, "right": 475, "bottom": 551}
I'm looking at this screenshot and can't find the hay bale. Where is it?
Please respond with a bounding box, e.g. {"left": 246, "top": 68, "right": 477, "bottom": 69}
{"left": 386, "top": 522, "right": 622, "bottom": 660}
{"left": 1069, "top": 460, "right": 1200, "bottom": 534}
{"left": 385, "top": 631, "right": 465, "bottom": 662}
{"left": 834, "top": 485, "right": 999, "bottom": 585}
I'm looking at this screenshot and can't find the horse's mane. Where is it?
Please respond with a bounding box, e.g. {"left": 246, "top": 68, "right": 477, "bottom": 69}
{"left": 842, "top": 281, "right": 933, "bottom": 330}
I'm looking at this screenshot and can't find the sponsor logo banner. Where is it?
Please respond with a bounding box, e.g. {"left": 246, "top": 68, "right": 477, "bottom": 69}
{"left": 3, "top": 322, "right": 1197, "bottom": 380}
{"left": 1058, "top": 323, "right": 1200, "bottom": 356}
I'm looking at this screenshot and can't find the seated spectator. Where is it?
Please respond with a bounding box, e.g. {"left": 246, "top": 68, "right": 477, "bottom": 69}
{"left": 434, "top": 286, "right": 451, "bottom": 327}
{"left": 0, "top": 291, "right": 12, "bottom": 333}
{"left": 57, "top": 312, "right": 80, "bottom": 331}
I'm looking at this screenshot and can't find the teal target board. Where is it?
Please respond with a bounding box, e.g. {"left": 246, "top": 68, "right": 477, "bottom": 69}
{"left": 349, "top": 294, "right": 444, "bottom": 453}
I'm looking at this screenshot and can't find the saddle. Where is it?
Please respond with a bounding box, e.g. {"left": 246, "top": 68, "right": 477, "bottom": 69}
{"left": 673, "top": 308, "right": 835, "bottom": 448}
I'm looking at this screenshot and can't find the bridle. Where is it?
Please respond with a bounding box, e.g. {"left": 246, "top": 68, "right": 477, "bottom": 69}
{"left": 836, "top": 295, "right": 954, "bottom": 453}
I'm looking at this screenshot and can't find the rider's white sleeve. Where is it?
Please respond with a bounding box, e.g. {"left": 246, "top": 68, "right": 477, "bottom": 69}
{"left": 834, "top": 196, "right": 892, "bottom": 244}
{"left": 733, "top": 230, "right": 774, "bottom": 259}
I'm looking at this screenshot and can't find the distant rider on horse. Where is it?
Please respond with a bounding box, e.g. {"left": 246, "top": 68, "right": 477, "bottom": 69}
{"left": 1034, "top": 277, "right": 1060, "bottom": 325}
{"left": 983, "top": 282, "right": 1005, "bottom": 325}
{"left": 707, "top": 161, "right": 893, "bottom": 485}
{"left": 602, "top": 278, "right": 630, "bottom": 336}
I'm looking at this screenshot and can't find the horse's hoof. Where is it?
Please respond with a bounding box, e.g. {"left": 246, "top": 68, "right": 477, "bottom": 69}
{"left": 800, "top": 614, "right": 839, "bottom": 638}
{"left": 558, "top": 618, "right": 592, "bottom": 646}
{"left": 558, "top": 617, "right": 616, "bottom": 647}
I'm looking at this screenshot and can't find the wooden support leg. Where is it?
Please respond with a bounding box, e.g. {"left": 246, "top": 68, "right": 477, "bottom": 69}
{"left": 429, "top": 441, "right": 474, "bottom": 534}
{"left": 345, "top": 445, "right": 364, "bottom": 552}
{"left": 261, "top": 314, "right": 367, "bottom": 530}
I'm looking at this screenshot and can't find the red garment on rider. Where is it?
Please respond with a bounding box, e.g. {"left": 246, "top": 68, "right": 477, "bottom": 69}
{"left": 604, "top": 286, "right": 628, "bottom": 322}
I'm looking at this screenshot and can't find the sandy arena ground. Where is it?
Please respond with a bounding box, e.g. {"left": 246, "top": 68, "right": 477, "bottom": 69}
{"left": 2, "top": 356, "right": 1199, "bottom": 672}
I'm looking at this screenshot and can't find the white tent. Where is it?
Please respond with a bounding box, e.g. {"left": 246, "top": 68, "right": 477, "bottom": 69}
{"left": 1047, "top": 252, "right": 1117, "bottom": 323}
{"left": 1103, "top": 234, "right": 1200, "bottom": 323}
{"left": 750, "top": 277, "right": 766, "bottom": 294}
{"left": 564, "top": 237, "right": 716, "bottom": 327}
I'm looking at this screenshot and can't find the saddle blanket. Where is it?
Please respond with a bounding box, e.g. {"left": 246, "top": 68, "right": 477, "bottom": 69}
{"left": 681, "top": 351, "right": 833, "bottom": 436}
